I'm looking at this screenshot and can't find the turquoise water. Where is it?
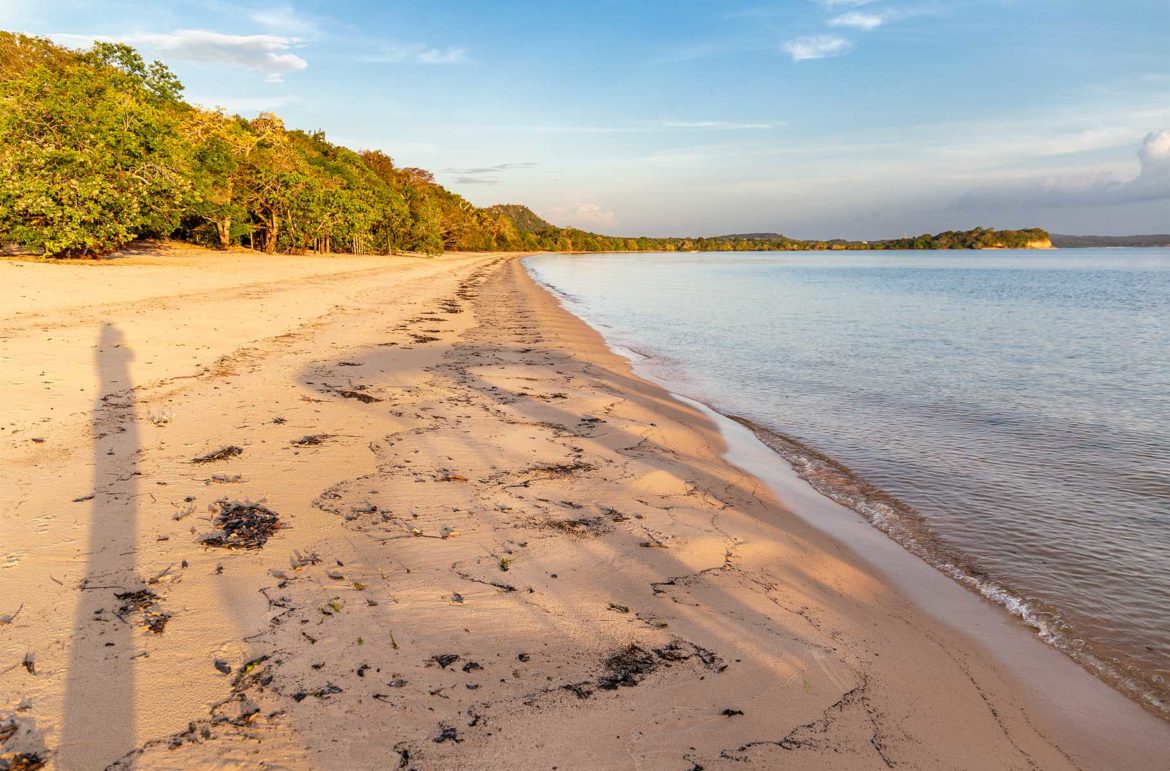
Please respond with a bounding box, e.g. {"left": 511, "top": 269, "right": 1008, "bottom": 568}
{"left": 526, "top": 249, "right": 1170, "bottom": 716}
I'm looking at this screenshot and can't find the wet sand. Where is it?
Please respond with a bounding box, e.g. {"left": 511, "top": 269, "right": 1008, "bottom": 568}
{"left": 1, "top": 246, "right": 1167, "bottom": 769}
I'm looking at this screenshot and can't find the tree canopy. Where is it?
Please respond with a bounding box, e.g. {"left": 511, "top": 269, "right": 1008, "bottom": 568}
{"left": 0, "top": 33, "right": 1050, "bottom": 258}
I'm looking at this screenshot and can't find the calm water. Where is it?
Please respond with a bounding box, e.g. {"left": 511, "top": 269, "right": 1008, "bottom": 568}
{"left": 527, "top": 249, "right": 1170, "bottom": 716}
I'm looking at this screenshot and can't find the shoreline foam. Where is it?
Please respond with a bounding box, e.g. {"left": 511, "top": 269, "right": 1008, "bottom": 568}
{"left": 524, "top": 253, "right": 1170, "bottom": 721}
{"left": 523, "top": 255, "right": 1170, "bottom": 730}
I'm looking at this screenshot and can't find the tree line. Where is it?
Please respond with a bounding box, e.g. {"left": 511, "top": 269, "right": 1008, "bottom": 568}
{"left": 0, "top": 33, "right": 1050, "bottom": 258}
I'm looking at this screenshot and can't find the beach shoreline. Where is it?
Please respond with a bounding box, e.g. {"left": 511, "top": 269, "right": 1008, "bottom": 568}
{"left": 1, "top": 247, "right": 1167, "bottom": 769}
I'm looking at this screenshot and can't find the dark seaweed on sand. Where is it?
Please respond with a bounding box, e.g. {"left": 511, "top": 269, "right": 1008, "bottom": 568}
{"left": 333, "top": 388, "right": 381, "bottom": 403}
{"left": 191, "top": 446, "right": 243, "bottom": 464}
{"left": 201, "top": 500, "right": 282, "bottom": 549}
{"left": 0, "top": 752, "right": 47, "bottom": 771}
{"left": 291, "top": 434, "right": 331, "bottom": 446}
{"left": 114, "top": 589, "right": 171, "bottom": 634}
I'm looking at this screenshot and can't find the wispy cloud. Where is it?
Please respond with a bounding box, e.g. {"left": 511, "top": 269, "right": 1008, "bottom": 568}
{"left": 782, "top": 34, "right": 853, "bottom": 61}
{"left": 52, "top": 29, "right": 308, "bottom": 80}
{"left": 444, "top": 161, "right": 539, "bottom": 186}
{"left": 661, "top": 120, "right": 782, "bottom": 130}
{"left": 249, "top": 5, "right": 319, "bottom": 38}
{"left": 363, "top": 43, "right": 467, "bottom": 65}
{"left": 829, "top": 11, "right": 884, "bottom": 30}
{"left": 445, "top": 162, "right": 539, "bottom": 174}
{"left": 476, "top": 120, "right": 781, "bottom": 134}
{"left": 550, "top": 203, "right": 617, "bottom": 229}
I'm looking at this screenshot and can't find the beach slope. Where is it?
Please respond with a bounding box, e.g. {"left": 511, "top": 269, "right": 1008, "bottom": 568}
{"left": 0, "top": 247, "right": 1165, "bottom": 769}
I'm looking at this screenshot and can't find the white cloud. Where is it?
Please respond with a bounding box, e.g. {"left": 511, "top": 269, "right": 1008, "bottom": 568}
{"left": 829, "top": 11, "right": 884, "bottom": 30}
{"left": 783, "top": 35, "right": 853, "bottom": 61}
{"left": 52, "top": 29, "right": 308, "bottom": 80}
{"left": 954, "top": 129, "right": 1170, "bottom": 209}
{"left": 250, "top": 6, "right": 318, "bottom": 37}
{"left": 363, "top": 44, "right": 467, "bottom": 65}
{"left": 551, "top": 203, "right": 617, "bottom": 229}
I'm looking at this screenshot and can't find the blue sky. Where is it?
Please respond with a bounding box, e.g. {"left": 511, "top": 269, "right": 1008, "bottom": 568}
{"left": 6, "top": 0, "right": 1170, "bottom": 237}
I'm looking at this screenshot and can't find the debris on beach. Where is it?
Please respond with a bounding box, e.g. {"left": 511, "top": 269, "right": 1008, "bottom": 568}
{"left": 291, "top": 550, "right": 321, "bottom": 569}
{"left": 329, "top": 387, "right": 381, "bottom": 403}
{"left": 597, "top": 645, "right": 659, "bottom": 690}
{"left": 562, "top": 641, "right": 726, "bottom": 699}
{"left": 0, "top": 717, "right": 16, "bottom": 744}
{"left": 0, "top": 605, "right": 22, "bottom": 625}
{"left": 197, "top": 500, "right": 282, "bottom": 550}
{"left": 292, "top": 683, "right": 342, "bottom": 702}
{"left": 114, "top": 589, "right": 171, "bottom": 634}
{"left": 0, "top": 751, "right": 46, "bottom": 771}
{"left": 433, "top": 725, "right": 460, "bottom": 743}
{"left": 291, "top": 434, "right": 331, "bottom": 446}
{"left": 205, "top": 474, "right": 243, "bottom": 485}
{"left": 191, "top": 446, "right": 243, "bottom": 464}
{"left": 540, "top": 516, "right": 608, "bottom": 537}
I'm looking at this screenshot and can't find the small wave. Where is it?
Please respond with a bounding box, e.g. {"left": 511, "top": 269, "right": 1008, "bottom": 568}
{"left": 726, "top": 413, "right": 1169, "bottom": 720}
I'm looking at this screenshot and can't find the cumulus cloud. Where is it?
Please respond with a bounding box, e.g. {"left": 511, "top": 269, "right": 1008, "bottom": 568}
{"left": 954, "top": 129, "right": 1170, "bottom": 209}
{"left": 783, "top": 35, "right": 853, "bottom": 61}
{"left": 53, "top": 29, "right": 307, "bottom": 80}
{"left": 363, "top": 44, "right": 467, "bottom": 65}
{"left": 829, "top": 11, "right": 884, "bottom": 29}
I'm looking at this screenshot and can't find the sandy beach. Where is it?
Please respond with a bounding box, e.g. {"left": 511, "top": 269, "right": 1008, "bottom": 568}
{"left": 2, "top": 246, "right": 1168, "bottom": 770}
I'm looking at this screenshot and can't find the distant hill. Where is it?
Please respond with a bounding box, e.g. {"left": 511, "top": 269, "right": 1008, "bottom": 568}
{"left": 1051, "top": 234, "right": 1170, "bottom": 248}
{"left": 485, "top": 204, "right": 555, "bottom": 235}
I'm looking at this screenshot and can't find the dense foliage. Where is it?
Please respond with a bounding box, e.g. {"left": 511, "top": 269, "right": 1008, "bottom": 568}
{"left": 0, "top": 34, "right": 1051, "bottom": 258}
{"left": 1050, "top": 233, "right": 1170, "bottom": 248}
{"left": 0, "top": 33, "right": 525, "bottom": 257}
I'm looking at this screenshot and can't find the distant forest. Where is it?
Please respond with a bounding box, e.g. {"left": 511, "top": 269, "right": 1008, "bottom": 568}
{"left": 0, "top": 33, "right": 1050, "bottom": 258}
{"left": 1050, "top": 234, "right": 1170, "bottom": 248}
